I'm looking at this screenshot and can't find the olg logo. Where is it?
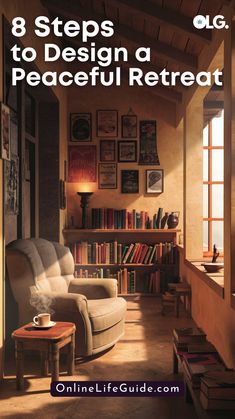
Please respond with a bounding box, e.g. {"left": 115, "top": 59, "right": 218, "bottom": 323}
{"left": 193, "top": 15, "right": 229, "bottom": 29}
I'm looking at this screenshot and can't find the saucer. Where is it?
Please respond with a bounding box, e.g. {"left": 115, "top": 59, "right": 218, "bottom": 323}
{"left": 32, "top": 321, "right": 56, "bottom": 329}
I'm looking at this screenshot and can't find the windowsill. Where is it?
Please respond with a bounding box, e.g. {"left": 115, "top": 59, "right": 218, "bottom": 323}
{"left": 185, "top": 259, "right": 224, "bottom": 298}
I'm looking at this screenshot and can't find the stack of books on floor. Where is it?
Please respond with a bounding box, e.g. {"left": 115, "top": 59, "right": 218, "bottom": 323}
{"left": 173, "top": 327, "right": 207, "bottom": 353}
{"left": 182, "top": 352, "right": 225, "bottom": 388}
{"left": 173, "top": 327, "right": 225, "bottom": 388}
{"left": 200, "top": 370, "right": 235, "bottom": 410}
{"left": 72, "top": 240, "right": 176, "bottom": 265}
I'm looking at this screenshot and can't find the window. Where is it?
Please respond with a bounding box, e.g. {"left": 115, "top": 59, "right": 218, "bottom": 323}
{"left": 203, "top": 111, "right": 224, "bottom": 255}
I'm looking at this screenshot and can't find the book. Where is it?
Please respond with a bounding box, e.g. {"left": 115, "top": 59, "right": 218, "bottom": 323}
{"left": 201, "top": 371, "right": 235, "bottom": 400}
{"left": 183, "top": 359, "right": 225, "bottom": 388}
{"left": 200, "top": 391, "right": 235, "bottom": 410}
{"left": 90, "top": 207, "right": 175, "bottom": 230}
{"left": 155, "top": 208, "right": 163, "bottom": 229}
{"left": 173, "top": 327, "right": 206, "bottom": 344}
{"left": 72, "top": 240, "right": 176, "bottom": 266}
{"left": 122, "top": 243, "right": 134, "bottom": 264}
{"left": 188, "top": 342, "right": 217, "bottom": 354}
{"left": 182, "top": 353, "right": 225, "bottom": 387}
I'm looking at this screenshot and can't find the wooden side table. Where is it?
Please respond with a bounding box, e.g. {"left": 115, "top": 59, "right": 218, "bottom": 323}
{"left": 12, "top": 321, "right": 76, "bottom": 390}
{"left": 162, "top": 283, "right": 192, "bottom": 317}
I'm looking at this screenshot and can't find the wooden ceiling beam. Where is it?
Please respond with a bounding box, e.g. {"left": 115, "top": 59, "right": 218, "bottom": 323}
{"left": 126, "top": 55, "right": 187, "bottom": 94}
{"left": 211, "top": 84, "right": 224, "bottom": 92}
{"left": 121, "top": 66, "right": 182, "bottom": 103}
{"left": 41, "top": 0, "right": 198, "bottom": 71}
{"left": 110, "top": 0, "right": 212, "bottom": 44}
{"left": 63, "top": 36, "right": 183, "bottom": 103}
{"left": 116, "top": 22, "right": 197, "bottom": 71}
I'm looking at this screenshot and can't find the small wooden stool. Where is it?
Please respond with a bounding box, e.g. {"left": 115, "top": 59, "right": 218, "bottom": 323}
{"left": 12, "top": 321, "right": 76, "bottom": 390}
{"left": 162, "top": 283, "right": 191, "bottom": 317}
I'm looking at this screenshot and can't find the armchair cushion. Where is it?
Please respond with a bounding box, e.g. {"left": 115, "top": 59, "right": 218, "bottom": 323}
{"left": 87, "top": 297, "right": 127, "bottom": 332}
{"left": 68, "top": 278, "right": 117, "bottom": 299}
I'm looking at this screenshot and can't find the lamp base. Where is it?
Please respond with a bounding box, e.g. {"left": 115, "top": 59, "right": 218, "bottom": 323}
{"left": 77, "top": 192, "right": 93, "bottom": 229}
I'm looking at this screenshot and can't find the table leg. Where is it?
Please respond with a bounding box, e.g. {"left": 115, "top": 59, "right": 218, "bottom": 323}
{"left": 173, "top": 347, "right": 178, "bottom": 374}
{"left": 40, "top": 351, "right": 49, "bottom": 376}
{"left": 67, "top": 332, "right": 75, "bottom": 376}
{"left": 15, "top": 341, "right": 24, "bottom": 390}
{"left": 188, "top": 295, "right": 192, "bottom": 318}
{"left": 50, "top": 343, "right": 59, "bottom": 382}
{"left": 175, "top": 295, "right": 179, "bottom": 317}
{"left": 184, "top": 381, "right": 193, "bottom": 404}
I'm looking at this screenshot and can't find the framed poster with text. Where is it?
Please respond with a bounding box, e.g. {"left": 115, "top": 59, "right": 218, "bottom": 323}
{"left": 99, "top": 163, "right": 117, "bottom": 189}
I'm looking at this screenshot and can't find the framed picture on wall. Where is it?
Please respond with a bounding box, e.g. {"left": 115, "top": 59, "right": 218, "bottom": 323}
{"left": 118, "top": 140, "right": 137, "bottom": 162}
{"left": 121, "top": 115, "right": 137, "bottom": 138}
{"left": 121, "top": 170, "right": 139, "bottom": 194}
{"left": 1, "top": 103, "right": 11, "bottom": 161}
{"left": 100, "top": 140, "right": 116, "bottom": 162}
{"left": 99, "top": 163, "right": 117, "bottom": 189}
{"left": 4, "top": 155, "right": 19, "bottom": 214}
{"left": 139, "top": 120, "right": 160, "bottom": 165}
{"left": 97, "top": 110, "right": 118, "bottom": 137}
{"left": 146, "top": 169, "right": 164, "bottom": 194}
{"left": 70, "top": 113, "right": 92, "bottom": 142}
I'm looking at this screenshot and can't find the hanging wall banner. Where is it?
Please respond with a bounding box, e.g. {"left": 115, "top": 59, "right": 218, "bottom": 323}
{"left": 139, "top": 120, "right": 160, "bottom": 165}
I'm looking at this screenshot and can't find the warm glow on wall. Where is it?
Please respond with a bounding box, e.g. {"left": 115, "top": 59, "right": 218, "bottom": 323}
{"left": 76, "top": 183, "right": 97, "bottom": 193}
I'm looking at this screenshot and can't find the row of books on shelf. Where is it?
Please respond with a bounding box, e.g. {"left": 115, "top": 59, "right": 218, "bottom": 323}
{"left": 72, "top": 241, "right": 177, "bottom": 265}
{"left": 173, "top": 327, "right": 235, "bottom": 410}
{"left": 74, "top": 268, "right": 172, "bottom": 294}
{"left": 74, "top": 267, "right": 137, "bottom": 294}
{"left": 91, "top": 207, "right": 168, "bottom": 230}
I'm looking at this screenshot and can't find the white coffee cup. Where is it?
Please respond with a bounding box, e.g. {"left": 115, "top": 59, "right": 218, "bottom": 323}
{"left": 33, "top": 313, "right": 51, "bottom": 327}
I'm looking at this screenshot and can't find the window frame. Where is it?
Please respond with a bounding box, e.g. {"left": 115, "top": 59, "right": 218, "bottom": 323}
{"left": 203, "top": 118, "right": 224, "bottom": 256}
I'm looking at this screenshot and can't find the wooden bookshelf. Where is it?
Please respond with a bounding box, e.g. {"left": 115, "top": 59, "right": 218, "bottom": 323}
{"left": 75, "top": 263, "right": 176, "bottom": 267}
{"left": 63, "top": 229, "right": 180, "bottom": 233}
{"left": 63, "top": 228, "right": 180, "bottom": 296}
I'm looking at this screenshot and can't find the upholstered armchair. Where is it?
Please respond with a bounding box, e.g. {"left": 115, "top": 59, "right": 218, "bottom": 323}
{"left": 6, "top": 238, "right": 126, "bottom": 357}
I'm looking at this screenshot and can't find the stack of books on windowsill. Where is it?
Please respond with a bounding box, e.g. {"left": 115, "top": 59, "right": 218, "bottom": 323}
{"left": 200, "top": 370, "right": 235, "bottom": 410}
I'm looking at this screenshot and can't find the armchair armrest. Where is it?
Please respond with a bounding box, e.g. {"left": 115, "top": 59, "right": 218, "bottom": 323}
{"left": 33, "top": 291, "right": 93, "bottom": 355}
{"left": 68, "top": 278, "right": 117, "bottom": 299}
{"left": 31, "top": 291, "right": 88, "bottom": 313}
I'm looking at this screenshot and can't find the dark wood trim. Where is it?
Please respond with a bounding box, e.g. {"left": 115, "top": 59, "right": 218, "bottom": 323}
{"left": 204, "top": 101, "right": 224, "bottom": 109}
{"left": 231, "top": 294, "right": 235, "bottom": 309}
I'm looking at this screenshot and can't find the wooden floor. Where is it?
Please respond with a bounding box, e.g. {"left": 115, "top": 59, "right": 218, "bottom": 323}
{"left": 0, "top": 297, "right": 197, "bottom": 419}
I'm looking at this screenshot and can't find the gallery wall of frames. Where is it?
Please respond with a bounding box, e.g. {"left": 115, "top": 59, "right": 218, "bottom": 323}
{"left": 67, "top": 110, "right": 164, "bottom": 195}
